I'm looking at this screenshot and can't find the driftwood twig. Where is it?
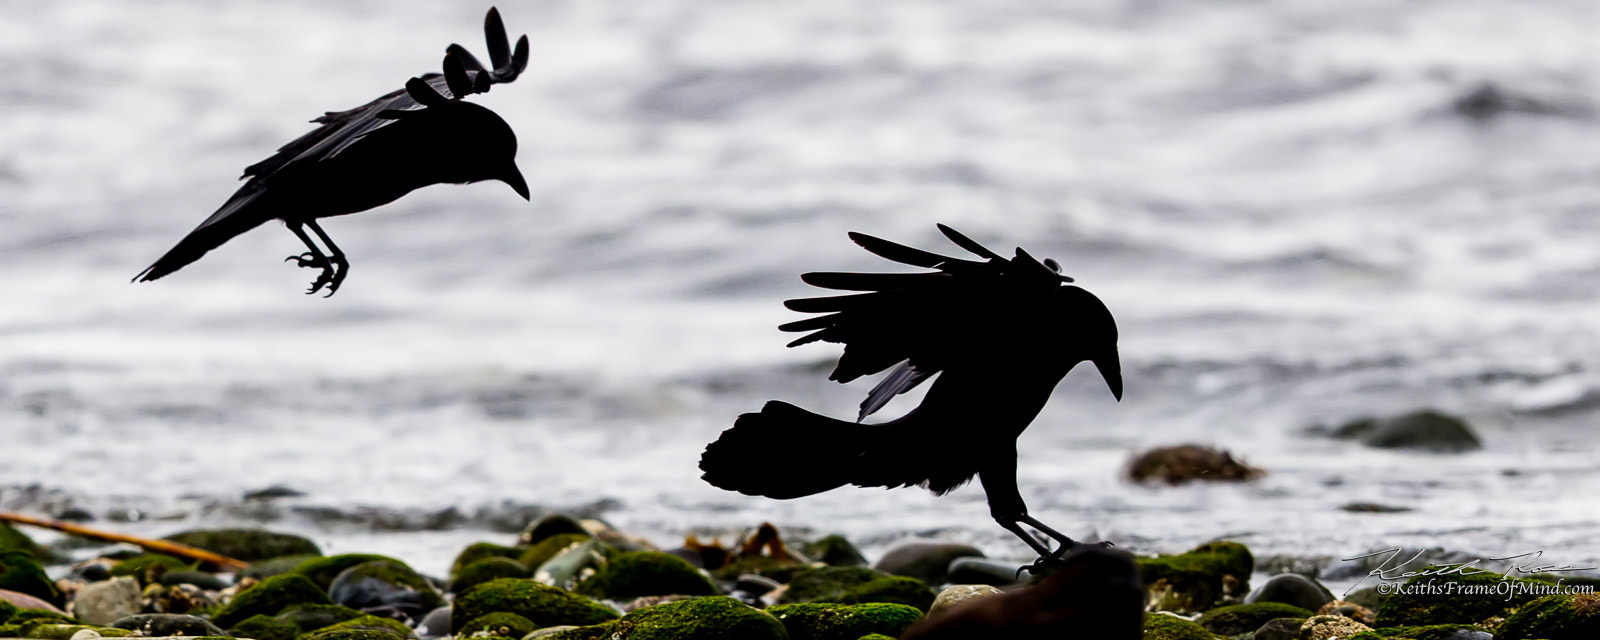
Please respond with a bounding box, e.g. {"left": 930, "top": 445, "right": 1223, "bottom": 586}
{"left": 0, "top": 510, "right": 250, "bottom": 571}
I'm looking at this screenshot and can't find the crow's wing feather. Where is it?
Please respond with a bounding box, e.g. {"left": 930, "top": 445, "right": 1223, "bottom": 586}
{"left": 857, "top": 361, "right": 936, "bottom": 421}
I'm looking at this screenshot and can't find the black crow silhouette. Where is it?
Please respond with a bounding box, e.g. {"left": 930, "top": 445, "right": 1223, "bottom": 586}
{"left": 700, "top": 224, "right": 1123, "bottom": 570}
{"left": 134, "top": 8, "right": 531, "bottom": 296}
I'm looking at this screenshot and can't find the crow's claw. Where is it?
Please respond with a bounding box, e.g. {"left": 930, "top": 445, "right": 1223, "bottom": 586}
{"left": 1014, "top": 540, "right": 1115, "bottom": 578}
{"left": 286, "top": 252, "right": 329, "bottom": 269}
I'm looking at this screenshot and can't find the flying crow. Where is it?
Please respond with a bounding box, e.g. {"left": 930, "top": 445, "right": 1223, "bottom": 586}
{"left": 135, "top": 7, "right": 531, "bottom": 296}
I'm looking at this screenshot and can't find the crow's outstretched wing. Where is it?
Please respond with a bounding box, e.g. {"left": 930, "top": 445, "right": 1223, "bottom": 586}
{"left": 781, "top": 224, "right": 1072, "bottom": 421}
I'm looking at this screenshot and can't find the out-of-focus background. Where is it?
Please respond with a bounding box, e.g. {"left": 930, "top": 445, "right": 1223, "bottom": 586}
{"left": 2, "top": 0, "right": 1598, "bottom": 577}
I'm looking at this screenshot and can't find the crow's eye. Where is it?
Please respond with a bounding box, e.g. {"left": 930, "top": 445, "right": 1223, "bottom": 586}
{"left": 1043, "top": 258, "right": 1061, "bottom": 273}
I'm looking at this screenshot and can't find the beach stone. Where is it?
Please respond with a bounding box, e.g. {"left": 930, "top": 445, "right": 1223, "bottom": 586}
{"left": 1376, "top": 570, "right": 1547, "bottom": 627}
{"left": 873, "top": 543, "right": 984, "bottom": 585}
{"left": 451, "top": 557, "right": 528, "bottom": 595}
{"left": 518, "top": 534, "right": 590, "bottom": 574}
{"left": 1125, "top": 444, "right": 1265, "bottom": 484}
{"left": 17, "top": 624, "right": 133, "bottom": 639}
{"left": 1245, "top": 573, "right": 1334, "bottom": 611}
{"left": 0, "top": 551, "right": 63, "bottom": 608}
{"left": 901, "top": 546, "right": 1142, "bottom": 640}
{"left": 0, "top": 589, "right": 66, "bottom": 614}
{"left": 1499, "top": 592, "right": 1600, "bottom": 640}
{"left": 290, "top": 554, "right": 410, "bottom": 591}
{"left": 71, "top": 562, "right": 113, "bottom": 583}
{"left": 414, "top": 606, "right": 449, "bottom": 639}
{"left": 107, "top": 555, "right": 187, "bottom": 586}
{"left": 146, "top": 582, "right": 217, "bottom": 614}
{"left": 211, "top": 573, "right": 332, "bottom": 628}
{"left": 450, "top": 578, "right": 618, "bottom": 633}
{"left": 927, "top": 585, "right": 1002, "bottom": 617}
{"left": 582, "top": 596, "right": 784, "bottom": 639}
{"left": 767, "top": 602, "right": 920, "bottom": 640}
{"left": 244, "top": 555, "right": 320, "bottom": 580}
{"left": 662, "top": 547, "right": 703, "bottom": 569}
{"left": 533, "top": 538, "right": 614, "bottom": 591}
{"left": 800, "top": 535, "right": 867, "bottom": 567}
{"left": 1344, "top": 585, "right": 1387, "bottom": 611}
{"left": 711, "top": 554, "right": 806, "bottom": 584}
{"left": 945, "top": 557, "right": 1025, "bottom": 587}
{"left": 327, "top": 561, "right": 444, "bottom": 619}
{"left": 1138, "top": 541, "right": 1253, "bottom": 614}
{"left": 0, "top": 524, "right": 43, "bottom": 559}
{"left": 162, "top": 529, "right": 321, "bottom": 562}
{"left": 1300, "top": 614, "right": 1372, "bottom": 639}
{"left": 449, "top": 543, "right": 522, "bottom": 581}
{"left": 457, "top": 611, "right": 538, "bottom": 639}
{"left": 274, "top": 603, "right": 367, "bottom": 633}
{"left": 1251, "top": 617, "right": 1306, "bottom": 640}
{"left": 70, "top": 577, "right": 141, "bottom": 625}
{"left": 518, "top": 515, "right": 590, "bottom": 547}
{"left": 299, "top": 614, "right": 413, "bottom": 640}
{"left": 524, "top": 626, "right": 579, "bottom": 638}
{"left": 1329, "top": 410, "right": 1482, "bottom": 453}
{"left": 230, "top": 614, "right": 301, "bottom": 640}
{"left": 780, "top": 566, "right": 936, "bottom": 612}
{"left": 1196, "top": 602, "right": 1314, "bottom": 635}
{"left": 158, "top": 570, "right": 228, "bottom": 591}
{"left": 108, "top": 613, "right": 223, "bottom": 637}
{"left": 1316, "top": 598, "right": 1375, "bottom": 625}
{"left": 573, "top": 551, "right": 715, "bottom": 601}
{"left": 1138, "top": 612, "right": 1212, "bottom": 640}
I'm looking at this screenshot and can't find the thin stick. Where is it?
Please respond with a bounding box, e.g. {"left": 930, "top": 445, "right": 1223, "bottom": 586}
{"left": 0, "top": 511, "right": 250, "bottom": 572}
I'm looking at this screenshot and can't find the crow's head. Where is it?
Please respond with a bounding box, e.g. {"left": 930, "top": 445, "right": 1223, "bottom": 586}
{"left": 1053, "top": 282, "right": 1122, "bottom": 402}
{"left": 377, "top": 52, "right": 530, "bottom": 200}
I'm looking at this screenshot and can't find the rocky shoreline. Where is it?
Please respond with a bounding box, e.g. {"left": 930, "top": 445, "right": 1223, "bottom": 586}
{"left": 0, "top": 512, "right": 1595, "bottom": 640}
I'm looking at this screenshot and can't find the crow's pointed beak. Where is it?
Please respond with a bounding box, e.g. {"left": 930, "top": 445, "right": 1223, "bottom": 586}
{"left": 502, "top": 164, "right": 530, "bottom": 201}
{"left": 1094, "top": 353, "right": 1123, "bottom": 401}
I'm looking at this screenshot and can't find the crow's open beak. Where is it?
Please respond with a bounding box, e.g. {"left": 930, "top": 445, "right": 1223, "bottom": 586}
{"left": 1094, "top": 353, "right": 1123, "bottom": 401}
{"left": 502, "top": 165, "right": 530, "bottom": 200}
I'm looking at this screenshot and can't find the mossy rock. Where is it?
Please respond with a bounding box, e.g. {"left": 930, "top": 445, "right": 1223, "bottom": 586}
{"left": 453, "top": 557, "right": 530, "bottom": 595}
{"left": 19, "top": 623, "right": 135, "bottom": 639}
{"left": 1499, "top": 592, "right": 1600, "bottom": 639}
{"left": 855, "top": 635, "right": 896, "bottom": 640}
{"left": 1195, "top": 601, "right": 1314, "bottom": 635}
{"left": 450, "top": 543, "right": 524, "bottom": 580}
{"left": 519, "top": 534, "right": 590, "bottom": 573}
{"left": 212, "top": 573, "right": 332, "bottom": 628}
{"left": 1367, "top": 623, "right": 1496, "bottom": 639}
{"left": 780, "top": 566, "right": 936, "bottom": 612}
{"left": 0, "top": 523, "right": 43, "bottom": 559}
{"left": 451, "top": 578, "right": 619, "bottom": 633}
{"left": 226, "top": 614, "right": 301, "bottom": 640}
{"left": 572, "top": 596, "right": 785, "bottom": 640}
{"left": 1375, "top": 570, "right": 1550, "bottom": 627}
{"left": 800, "top": 535, "right": 867, "bottom": 568}
{"left": 1140, "top": 612, "right": 1217, "bottom": 640}
{"left": 302, "top": 614, "right": 414, "bottom": 639}
{"left": 244, "top": 554, "right": 321, "bottom": 580}
{"left": 534, "top": 538, "right": 616, "bottom": 591}
{"left": 327, "top": 560, "right": 444, "bottom": 613}
{"left": 272, "top": 603, "right": 367, "bottom": 633}
{"left": 8, "top": 610, "right": 80, "bottom": 626}
{"left": 108, "top": 553, "right": 191, "bottom": 585}
{"left": 1137, "top": 541, "right": 1253, "bottom": 613}
{"left": 458, "top": 612, "right": 539, "bottom": 638}
{"left": 710, "top": 555, "right": 807, "bottom": 584}
{"left": 766, "top": 602, "right": 922, "bottom": 640}
{"left": 574, "top": 552, "right": 716, "bottom": 601}
{"left": 289, "top": 554, "right": 410, "bottom": 591}
{"left": 0, "top": 551, "right": 63, "bottom": 608}
{"left": 162, "top": 529, "right": 321, "bottom": 563}
{"left": 299, "top": 628, "right": 409, "bottom": 640}
{"left": 519, "top": 515, "right": 591, "bottom": 546}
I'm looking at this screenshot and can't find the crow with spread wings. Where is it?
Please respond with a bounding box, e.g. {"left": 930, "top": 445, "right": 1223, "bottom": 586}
{"left": 134, "top": 8, "right": 531, "bottom": 296}
{"left": 700, "top": 224, "right": 1123, "bottom": 570}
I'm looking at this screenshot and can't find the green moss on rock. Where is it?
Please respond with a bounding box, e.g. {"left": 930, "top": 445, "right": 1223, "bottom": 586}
{"left": 273, "top": 603, "right": 367, "bottom": 633}
{"left": 458, "top": 612, "right": 539, "bottom": 639}
{"left": 779, "top": 566, "right": 935, "bottom": 612}
{"left": 1376, "top": 570, "right": 1550, "bottom": 627}
{"left": 574, "top": 551, "right": 716, "bottom": 601}
{"left": 20, "top": 624, "right": 135, "bottom": 639}
{"left": 0, "top": 523, "right": 43, "bottom": 559}
{"left": 212, "top": 573, "right": 332, "bottom": 628}
{"left": 1195, "top": 602, "right": 1313, "bottom": 635}
{"left": 162, "top": 529, "right": 321, "bottom": 563}
{"left": 108, "top": 553, "right": 191, "bottom": 585}
{"left": 519, "top": 534, "right": 590, "bottom": 573}
{"left": 453, "top": 557, "right": 530, "bottom": 595}
{"left": 1137, "top": 541, "right": 1253, "bottom": 613}
{"left": 0, "top": 551, "right": 63, "bottom": 608}
{"left": 289, "top": 554, "right": 410, "bottom": 591}
{"left": 710, "top": 554, "right": 806, "bottom": 584}
{"left": 1140, "top": 612, "right": 1218, "bottom": 640}
{"left": 0, "top": 598, "right": 19, "bottom": 624}
{"left": 452, "top": 578, "right": 619, "bottom": 633}
{"left": 598, "top": 596, "right": 785, "bottom": 640}
{"left": 1499, "top": 592, "right": 1600, "bottom": 640}
{"left": 305, "top": 614, "right": 414, "bottom": 639}
{"left": 451, "top": 543, "right": 524, "bottom": 580}
{"left": 229, "top": 614, "right": 301, "bottom": 640}
{"left": 520, "top": 515, "right": 591, "bottom": 547}
{"left": 766, "top": 602, "right": 922, "bottom": 640}
{"left": 801, "top": 535, "right": 867, "bottom": 568}
{"left": 1368, "top": 624, "right": 1496, "bottom": 640}
{"left": 244, "top": 554, "right": 321, "bottom": 580}
{"left": 298, "top": 628, "right": 409, "bottom": 640}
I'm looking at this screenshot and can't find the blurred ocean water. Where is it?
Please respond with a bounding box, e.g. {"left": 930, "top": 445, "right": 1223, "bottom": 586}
{"left": 1, "top": 0, "right": 1598, "bottom": 576}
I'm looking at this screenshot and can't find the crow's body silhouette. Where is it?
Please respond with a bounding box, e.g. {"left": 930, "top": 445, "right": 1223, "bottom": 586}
{"left": 700, "top": 225, "right": 1122, "bottom": 568}
{"left": 135, "top": 8, "right": 531, "bottom": 296}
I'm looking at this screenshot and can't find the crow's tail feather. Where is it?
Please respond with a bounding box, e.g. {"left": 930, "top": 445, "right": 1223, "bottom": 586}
{"left": 134, "top": 211, "right": 272, "bottom": 283}
{"left": 700, "top": 401, "right": 873, "bottom": 500}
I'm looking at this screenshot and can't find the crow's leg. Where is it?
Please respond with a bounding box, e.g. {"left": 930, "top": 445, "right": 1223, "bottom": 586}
{"left": 285, "top": 222, "right": 338, "bottom": 296}
{"left": 304, "top": 220, "right": 349, "bottom": 296}
{"left": 979, "top": 458, "right": 1092, "bottom": 576}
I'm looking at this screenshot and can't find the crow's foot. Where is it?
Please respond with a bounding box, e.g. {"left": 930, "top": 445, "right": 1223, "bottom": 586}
{"left": 286, "top": 252, "right": 329, "bottom": 269}
{"left": 1015, "top": 540, "right": 1115, "bottom": 578}
{"left": 286, "top": 252, "right": 346, "bottom": 296}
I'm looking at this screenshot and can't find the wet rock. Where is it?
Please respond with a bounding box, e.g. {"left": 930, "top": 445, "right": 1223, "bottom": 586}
{"left": 1252, "top": 617, "right": 1306, "bottom": 640}
{"left": 229, "top": 614, "right": 300, "bottom": 640}
{"left": 1366, "top": 624, "right": 1491, "bottom": 640}
{"left": 524, "top": 626, "right": 579, "bottom": 638}
{"left": 244, "top": 555, "right": 320, "bottom": 580}
{"left": 162, "top": 529, "right": 321, "bottom": 563}
{"left": 70, "top": 577, "right": 140, "bottom": 625}
{"left": 1498, "top": 592, "right": 1600, "bottom": 640}
{"left": 1138, "top": 612, "right": 1213, "bottom": 640}
{"left": 518, "top": 515, "right": 590, "bottom": 547}
{"left": 780, "top": 566, "right": 936, "bottom": 612}
{"left": 0, "top": 524, "right": 43, "bottom": 559}
{"left": 1300, "top": 613, "right": 1372, "bottom": 639}
{"left": 532, "top": 538, "right": 614, "bottom": 591}
{"left": 662, "top": 548, "right": 703, "bottom": 568}
{"left": 108, "top": 613, "right": 223, "bottom": 637}
{"left": 449, "top": 558, "right": 527, "bottom": 595}
{"left": 945, "top": 557, "right": 1025, "bottom": 587}
{"left": 927, "top": 585, "right": 1002, "bottom": 617}
{"left": 573, "top": 551, "right": 715, "bottom": 601}
{"left": 800, "top": 535, "right": 867, "bottom": 568}
{"left": 1325, "top": 410, "right": 1482, "bottom": 453}
{"left": 518, "top": 534, "right": 590, "bottom": 574}
{"left": 158, "top": 570, "right": 228, "bottom": 591}
{"left": 1138, "top": 541, "right": 1253, "bottom": 614}
{"left": 729, "top": 574, "right": 783, "bottom": 607}
{"left": 0, "top": 551, "right": 63, "bottom": 608}
{"left": 456, "top": 611, "right": 537, "bottom": 638}
{"left": 16, "top": 623, "right": 133, "bottom": 639}
{"left": 273, "top": 603, "right": 367, "bottom": 633}
{"left": 767, "top": 602, "right": 921, "bottom": 640}
{"left": 873, "top": 543, "right": 984, "bottom": 585}
{"left": 106, "top": 555, "right": 187, "bottom": 587}
{"left": 564, "top": 596, "right": 783, "bottom": 640}
{"left": 0, "top": 589, "right": 67, "bottom": 614}
{"left": 243, "top": 485, "right": 307, "bottom": 501}
{"left": 1196, "top": 602, "right": 1313, "bottom": 635}
{"left": 448, "top": 543, "right": 522, "bottom": 582}
{"left": 1340, "top": 502, "right": 1413, "bottom": 513}
{"left": 326, "top": 561, "right": 444, "bottom": 620}
{"left": 1245, "top": 573, "right": 1334, "bottom": 612}
{"left": 1376, "top": 570, "right": 1547, "bottom": 627}
{"left": 144, "top": 583, "right": 217, "bottom": 614}
{"left": 900, "top": 547, "right": 1143, "bottom": 640}
{"left": 211, "top": 573, "right": 332, "bottom": 628}
{"left": 710, "top": 554, "right": 806, "bottom": 584}
{"left": 449, "top": 578, "right": 618, "bottom": 633}
{"left": 1344, "top": 585, "right": 1387, "bottom": 611}
{"left": 413, "top": 606, "right": 449, "bottom": 639}
{"left": 70, "top": 562, "right": 112, "bottom": 583}
{"left": 583, "top": 519, "right": 657, "bottom": 554}
{"left": 299, "top": 614, "right": 413, "bottom": 640}
{"left": 1316, "top": 598, "right": 1375, "bottom": 625}
{"left": 289, "top": 554, "right": 410, "bottom": 591}
{"left": 1125, "top": 444, "right": 1265, "bottom": 484}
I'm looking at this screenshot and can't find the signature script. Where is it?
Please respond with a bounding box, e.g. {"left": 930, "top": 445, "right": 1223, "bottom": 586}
{"left": 1343, "top": 548, "right": 1598, "bottom": 596}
